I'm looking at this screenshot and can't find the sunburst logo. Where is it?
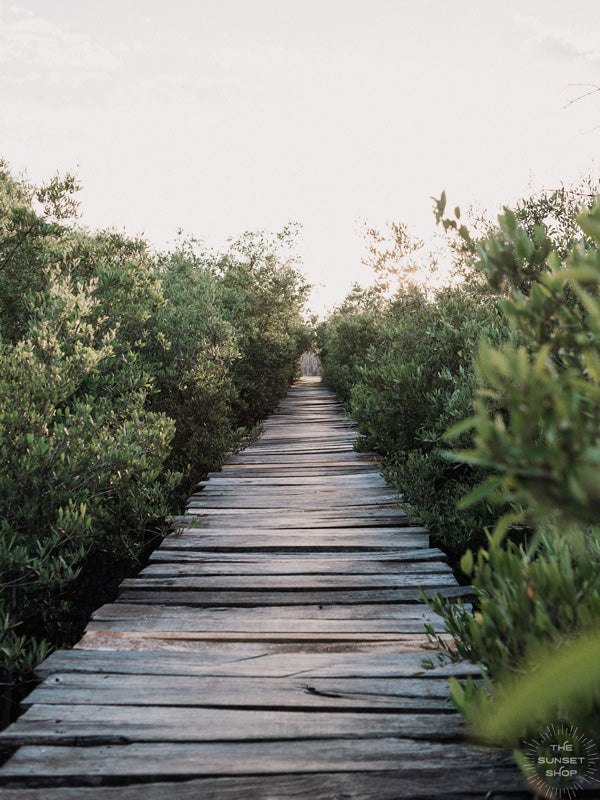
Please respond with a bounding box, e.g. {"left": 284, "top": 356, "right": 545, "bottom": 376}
{"left": 521, "top": 723, "right": 599, "bottom": 799}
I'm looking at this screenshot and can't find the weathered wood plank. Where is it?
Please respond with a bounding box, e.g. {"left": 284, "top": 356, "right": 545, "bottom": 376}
{"left": 74, "top": 631, "right": 443, "bottom": 653}
{"left": 87, "top": 603, "right": 448, "bottom": 632}
{"left": 22, "top": 674, "right": 456, "bottom": 711}
{"left": 1, "top": 705, "right": 467, "bottom": 747}
{"left": 211, "top": 467, "right": 380, "bottom": 477}
{"left": 91, "top": 601, "right": 449, "bottom": 621}
{"left": 0, "top": 739, "right": 519, "bottom": 783}
{"left": 149, "top": 547, "right": 448, "bottom": 563}
{"left": 164, "top": 524, "right": 429, "bottom": 537}
{"left": 223, "top": 455, "right": 380, "bottom": 465}
{"left": 193, "top": 487, "right": 395, "bottom": 498}
{"left": 119, "top": 573, "right": 458, "bottom": 590}
{"left": 115, "top": 586, "right": 470, "bottom": 606}
{"left": 0, "top": 772, "right": 534, "bottom": 799}
{"left": 196, "top": 478, "right": 390, "bottom": 490}
{"left": 183, "top": 508, "right": 406, "bottom": 520}
{"left": 138, "top": 560, "right": 453, "bottom": 576}
{"left": 185, "top": 495, "right": 400, "bottom": 509}
{"left": 164, "top": 524, "right": 428, "bottom": 539}
{"left": 35, "top": 649, "right": 477, "bottom": 680}
{"left": 159, "top": 535, "right": 431, "bottom": 551}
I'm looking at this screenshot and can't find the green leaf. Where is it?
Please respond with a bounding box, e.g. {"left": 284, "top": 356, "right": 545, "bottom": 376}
{"left": 460, "top": 549, "right": 474, "bottom": 575}
{"left": 577, "top": 209, "right": 600, "bottom": 244}
{"left": 476, "top": 632, "right": 600, "bottom": 744}
{"left": 444, "top": 416, "right": 477, "bottom": 441}
{"left": 457, "top": 475, "right": 506, "bottom": 509}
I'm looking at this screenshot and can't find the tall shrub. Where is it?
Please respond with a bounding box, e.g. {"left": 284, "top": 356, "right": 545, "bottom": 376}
{"left": 428, "top": 192, "right": 600, "bottom": 774}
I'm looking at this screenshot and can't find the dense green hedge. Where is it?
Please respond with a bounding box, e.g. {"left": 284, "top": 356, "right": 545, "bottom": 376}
{"left": 318, "top": 181, "right": 600, "bottom": 780}
{"left": 0, "top": 163, "right": 309, "bottom": 718}
{"left": 317, "top": 281, "right": 508, "bottom": 562}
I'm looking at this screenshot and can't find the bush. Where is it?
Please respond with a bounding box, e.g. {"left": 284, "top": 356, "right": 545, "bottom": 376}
{"left": 0, "top": 164, "right": 310, "bottom": 719}
{"left": 217, "top": 225, "right": 311, "bottom": 424}
{"left": 317, "top": 286, "right": 385, "bottom": 404}
{"left": 318, "top": 279, "right": 508, "bottom": 561}
{"left": 0, "top": 270, "right": 177, "bottom": 679}
{"left": 428, "top": 191, "right": 600, "bottom": 767}
{"left": 148, "top": 243, "right": 239, "bottom": 494}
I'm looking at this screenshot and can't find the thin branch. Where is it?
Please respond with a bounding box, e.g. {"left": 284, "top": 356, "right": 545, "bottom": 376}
{"left": 542, "top": 189, "right": 597, "bottom": 198}
{"left": 564, "top": 83, "right": 600, "bottom": 110}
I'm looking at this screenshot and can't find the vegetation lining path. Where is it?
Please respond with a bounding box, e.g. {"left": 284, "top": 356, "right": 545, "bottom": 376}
{"left": 0, "top": 378, "right": 527, "bottom": 797}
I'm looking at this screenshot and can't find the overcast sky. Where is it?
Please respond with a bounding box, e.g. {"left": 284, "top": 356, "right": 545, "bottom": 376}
{"left": 1, "top": 0, "right": 600, "bottom": 310}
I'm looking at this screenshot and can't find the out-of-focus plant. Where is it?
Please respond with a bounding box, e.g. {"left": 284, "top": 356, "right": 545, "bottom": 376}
{"left": 429, "top": 190, "right": 600, "bottom": 778}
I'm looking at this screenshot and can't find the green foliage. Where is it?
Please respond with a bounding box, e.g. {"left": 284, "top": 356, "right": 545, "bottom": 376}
{"left": 427, "top": 529, "right": 600, "bottom": 687}
{"left": 0, "top": 240, "right": 178, "bottom": 683}
{"left": 318, "top": 276, "right": 508, "bottom": 560}
{"left": 320, "top": 184, "right": 600, "bottom": 774}
{"left": 0, "top": 163, "right": 309, "bottom": 710}
{"left": 444, "top": 200, "right": 600, "bottom": 533}
{"left": 316, "top": 286, "right": 384, "bottom": 404}
{"left": 149, "top": 242, "right": 239, "bottom": 491}
{"left": 430, "top": 189, "right": 600, "bottom": 765}
{"left": 0, "top": 162, "right": 80, "bottom": 339}
{"left": 474, "top": 631, "right": 600, "bottom": 745}
{"left": 217, "top": 224, "right": 311, "bottom": 425}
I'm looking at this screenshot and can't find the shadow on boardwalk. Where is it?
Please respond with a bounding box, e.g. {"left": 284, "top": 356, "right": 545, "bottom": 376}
{"left": 0, "top": 378, "right": 531, "bottom": 798}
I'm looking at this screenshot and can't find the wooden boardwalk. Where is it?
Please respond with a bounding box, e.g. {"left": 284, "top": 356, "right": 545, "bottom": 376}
{"left": 0, "top": 378, "right": 528, "bottom": 798}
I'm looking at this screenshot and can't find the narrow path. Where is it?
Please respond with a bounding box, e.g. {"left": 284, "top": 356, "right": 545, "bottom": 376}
{"left": 0, "top": 378, "right": 527, "bottom": 797}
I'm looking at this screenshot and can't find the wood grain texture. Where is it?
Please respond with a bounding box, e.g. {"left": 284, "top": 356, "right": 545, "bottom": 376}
{"left": 0, "top": 774, "right": 535, "bottom": 799}
{"left": 1, "top": 738, "right": 518, "bottom": 780}
{"left": 22, "top": 674, "right": 457, "bottom": 710}
{"left": 34, "top": 649, "right": 481, "bottom": 679}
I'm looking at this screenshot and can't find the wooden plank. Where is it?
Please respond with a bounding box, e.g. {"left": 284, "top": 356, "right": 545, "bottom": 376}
{"left": 89, "top": 601, "right": 448, "bottom": 624}
{"left": 149, "top": 547, "right": 448, "bottom": 563}
{"left": 196, "top": 476, "right": 390, "bottom": 487}
{"left": 159, "top": 534, "right": 431, "bottom": 551}
{"left": 1, "top": 705, "right": 467, "bottom": 746}
{"left": 183, "top": 517, "right": 410, "bottom": 530}
{"left": 23, "top": 674, "right": 455, "bottom": 711}
{"left": 84, "top": 619, "right": 447, "bottom": 634}
{"left": 183, "top": 508, "right": 405, "bottom": 519}
{"left": 223, "top": 455, "right": 380, "bottom": 464}
{"left": 185, "top": 502, "right": 402, "bottom": 511}
{"left": 0, "top": 771, "right": 533, "bottom": 799}
{"left": 214, "top": 466, "right": 378, "bottom": 476}
{"left": 165, "top": 524, "right": 429, "bottom": 537}
{"left": 185, "top": 495, "right": 400, "bottom": 509}
{"left": 74, "top": 631, "right": 443, "bottom": 652}
{"left": 35, "top": 649, "right": 478, "bottom": 680}
{"left": 115, "top": 586, "right": 470, "bottom": 606}
{"left": 119, "top": 574, "right": 458, "bottom": 590}
{"left": 0, "top": 739, "right": 519, "bottom": 782}
{"left": 138, "top": 559, "right": 453, "bottom": 576}
{"left": 89, "top": 600, "right": 447, "bottom": 618}
{"left": 193, "top": 486, "right": 394, "bottom": 497}
{"left": 185, "top": 501, "right": 401, "bottom": 511}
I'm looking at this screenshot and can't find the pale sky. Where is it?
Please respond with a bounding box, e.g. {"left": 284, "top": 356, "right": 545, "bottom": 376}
{"left": 1, "top": 0, "right": 600, "bottom": 311}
